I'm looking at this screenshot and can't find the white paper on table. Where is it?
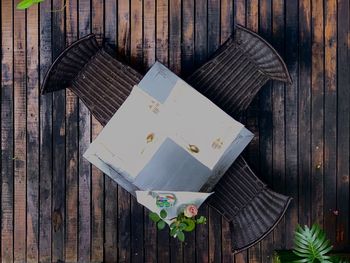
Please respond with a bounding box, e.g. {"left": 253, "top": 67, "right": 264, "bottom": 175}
{"left": 136, "top": 191, "right": 213, "bottom": 225}
{"left": 162, "top": 80, "right": 244, "bottom": 169}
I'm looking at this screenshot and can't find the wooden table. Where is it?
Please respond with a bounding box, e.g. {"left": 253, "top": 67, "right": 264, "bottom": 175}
{"left": 1, "top": 0, "right": 349, "bottom": 262}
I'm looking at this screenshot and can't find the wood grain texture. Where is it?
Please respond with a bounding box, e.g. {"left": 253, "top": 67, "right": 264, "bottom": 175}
{"left": 246, "top": 0, "right": 261, "bottom": 261}
{"left": 51, "top": 0, "right": 66, "bottom": 260}
{"left": 272, "top": 0, "right": 286, "bottom": 250}
{"left": 284, "top": 0, "right": 299, "bottom": 249}
{"left": 91, "top": 0, "right": 105, "bottom": 261}
{"left": 39, "top": 0, "right": 53, "bottom": 261}
{"left": 13, "top": 4, "right": 27, "bottom": 262}
{"left": 1, "top": 0, "right": 14, "bottom": 261}
{"left": 65, "top": 0, "right": 79, "bottom": 261}
{"left": 117, "top": 2, "right": 132, "bottom": 263}
{"left": 104, "top": 1, "right": 119, "bottom": 262}
{"left": 1, "top": 0, "right": 350, "bottom": 262}
{"left": 336, "top": 0, "right": 350, "bottom": 251}
{"left": 26, "top": 4, "right": 40, "bottom": 262}
{"left": 78, "top": 0, "right": 92, "bottom": 261}
{"left": 258, "top": 0, "right": 274, "bottom": 261}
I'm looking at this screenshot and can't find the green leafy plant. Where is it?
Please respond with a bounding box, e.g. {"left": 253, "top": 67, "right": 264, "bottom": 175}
{"left": 293, "top": 224, "right": 333, "bottom": 262}
{"left": 17, "top": 0, "right": 44, "bottom": 9}
{"left": 273, "top": 224, "right": 350, "bottom": 263}
{"left": 149, "top": 204, "right": 207, "bottom": 242}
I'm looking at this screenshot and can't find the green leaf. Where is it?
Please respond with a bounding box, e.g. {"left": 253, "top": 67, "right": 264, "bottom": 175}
{"left": 160, "top": 209, "right": 167, "bottom": 219}
{"left": 178, "top": 222, "right": 187, "bottom": 231}
{"left": 16, "top": 0, "right": 34, "bottom": 9}
{"left": 196, "top": 216, "right": 206, "bottom": 224}
{"left": 33, "top": 0, "right": 44, "bottom": 3}
{"left": 292, "top": 224, "right": 333, "bottom": 263}
{"left": 149, "top": 212, "right": 160, "bottom": 223}
{"left": 157, "top": 220, "right": 166, "bottom": 230}
{"left": 170, "top": 227, "right": 177, "bottom": 237}
{"left": 177, "top": 231, "right": 185, "bottom": 242}
{"left": 183, "top": 219, "right": 195, "bottom": 232}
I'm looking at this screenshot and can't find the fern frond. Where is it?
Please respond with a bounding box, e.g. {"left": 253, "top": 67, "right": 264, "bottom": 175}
{"left": 293, "top": 224, "right": 333, "bottom": 263}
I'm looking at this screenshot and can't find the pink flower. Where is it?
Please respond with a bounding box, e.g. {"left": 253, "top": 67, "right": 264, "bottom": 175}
{"left": 184, "top": 204, "right": 198, "bottom": 218}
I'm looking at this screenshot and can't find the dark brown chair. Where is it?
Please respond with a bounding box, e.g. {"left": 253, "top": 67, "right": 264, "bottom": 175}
{"left": 41, "top": 27, "right": 292, "bottom": 253}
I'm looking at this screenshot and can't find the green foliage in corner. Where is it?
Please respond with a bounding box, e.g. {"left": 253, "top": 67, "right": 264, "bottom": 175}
{"left": 273, "top": 224, "right": 349, "bottom": 263}
{"left": 17, "top": 0, "right": 44, "bottom": 10}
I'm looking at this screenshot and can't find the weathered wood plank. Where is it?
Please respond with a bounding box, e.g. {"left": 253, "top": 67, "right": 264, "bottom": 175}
{"left": 284, "top": 0, "right": 299, "bottom": 249}
{"left": 311, "top": 0, "right": 324, "bottom": 227}
{"left": 1, "top": 0, "right": 14, "bottom": 261}
{"left": 336, "top": 0, "right": 350, "bottom": 251}
{"left": 235, "top": 1, "right": 249, "bottom": 262}
{"left": 259, "top": 0, "right": 274, "bottom": 262}
{"left": 207, "top": 1, "right": 222, "bottom": 262}
{"left": 324, "top": 0, "right": 337, "bottom": 246}
{"left": 104, "top": 1, "right": 118, "bottom": 261}
{"left": 220, "top": 0, "right": 235, "bottom": 261}
{"left": 65, "top": 0, "right": 79, "bottom": 261}
{"left": 142, "top": 1, "right": 161, "bottom": 262}
{"left": 117, "top": 1, "right": 132, "bottom": 262}
{"left": 13, "top": 4, "right": 27, "bottom": 262}
{"left": 130, "top": 1, "right": 144, "bottom": 262}
{"left": 78, "top": 0, "right": 92, "bottom": 261}
{"left": 169, "top": 0, "right": 181, "bottom": 74}
{"left": 91, "top": 0, "right": 105, "bottom": 261}
{"left": 181, "top": 0, "right": 194, "bottom": 77}
{"left": 51, "top": 0, "right": 66, "bottom": 261}
{"left": 156, "top": 0, "right": 168, "bottom": 65}
{"left": 154, "top": 1, "right": 171, "bottom": 261}
{"left": 39, "top": 0, "right": 53, "bottom": 261}
{"left": 26, "top": 3, "right": 40, "bottom": 262}
{"left": 272, "top": 0, "right": 286, "bottom": 250}
{"left": 169, "top": 1, "right": 183, "bottom": 261}
{"left": 298, "top": 0, "right": 312, "bottom": 228}
{"left": 246, "top": 0, "right": 261, "bottom": 261}
{"left": 182, "top": 1, "right": 196, "bottom": 262}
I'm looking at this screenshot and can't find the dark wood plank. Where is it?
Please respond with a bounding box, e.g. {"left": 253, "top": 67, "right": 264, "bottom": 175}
{"left": 130, "top": 1, "right": 144, "bottom": 262}
{"left": 1, "top": 0, "right": 14, "bottom": 261}
{"left": 311, "top": 0, "right": 324, "bottom": 227}
{"left": 194, "top": 0, "right": 207, "bottom": 67}
{"left": 156, "top": 0, "right": 169, "bottom": 65}
{"left": 298, "top": 0, "right": 312, "bottom": 228}
{"left": 336, "top": 0, "right": 350, "bottom": 251}
{"left": 246, "top": 0, "right": 261, "bottom": 261}
{"left": 181, "top": 0, "right": 194, "bottom": 77}
{"left": 284, "top": 0, "right": 299, "bottom": 249}
{"left": 235, "top": 1, "right": 249, "bottom": 262}
{"left": 39, "top": 0, "right": 53, "bottom": 261}
{"left": 169, "top": 1, "right": 183, "bottom": 262}
{"left": 220, "top": 0, "right": 235, "bottom": 261}
{"left": 154, "top": 1, "right": 171, "bottom": 261}
{"left": 207, "top": 1, "right": 222, "bottom": 262}
{"left": 13, "top": 4, "right": 27, "bottom": 262}
{"left": 26, "top": 4, "right": 40, "bottom": 262}
{"left": 323, "top": 0, "right": 337, "bottom": 247}
{"left": 181, "top": 1, "right": 196, "bottom": 262}
{"left": 91, "top": 0, "right": 105, "bottom": 261}
{"left": 143, "top": 1, "right": 161, "bottom": 262}
{"left": 51, "top": 0, "right": 66, "bottom": 261}
{"left": 258, "top": 0, "right": 274, "bottom": 261}
{"left": 272, "top": 0, "right": 286, "bottom": 250}
{"left": 78, "top": 0, "right": 92, "bottom": 261}
{"left": 169, "top": 0, "right": 181, "bottom": 74}
{"left": 117, "top": 1, "right": 132, "bottom": 262}
{"left": 65, "top": 0, "right": 79, "bottom": 262}
{"left": 104, "top": 1, "right": 119, "bottom": 261}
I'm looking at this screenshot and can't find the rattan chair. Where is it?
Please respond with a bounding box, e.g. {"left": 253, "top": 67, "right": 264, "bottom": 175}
{"left": 41, "top": 27, "right": 292, "bottom": 253}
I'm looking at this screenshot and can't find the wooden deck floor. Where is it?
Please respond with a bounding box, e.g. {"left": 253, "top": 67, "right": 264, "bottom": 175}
{"left": 1, "top": 0, "right": 349, "bottom": 262}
